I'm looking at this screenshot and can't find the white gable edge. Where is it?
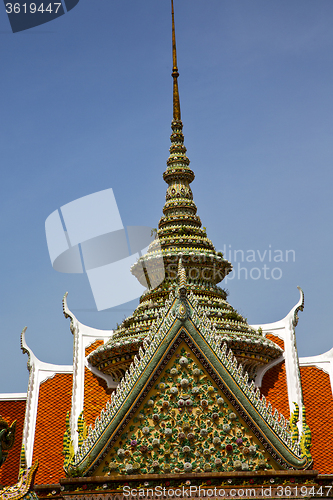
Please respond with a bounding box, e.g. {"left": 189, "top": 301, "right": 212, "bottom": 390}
{"left": 20, "top": 327, "right": 73, "bottom": 467}
{"left": 299, "top": 348, "right": 333, "bottom": 397}
{"left": 251, "top": 287, "right": 304, "bottom": 432}
{"left": 62, "top": 293, "right": 116, "bottom": 451}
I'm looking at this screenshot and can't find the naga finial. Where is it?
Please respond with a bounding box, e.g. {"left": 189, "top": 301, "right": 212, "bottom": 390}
{"left": 178, "top": 255, "right": 187, "bottom": 298}
{"left": 289, "top": 402, "right": 299, "bottom": 444}
{"left": 300, "top": 405, "right": 312, "bottom": 461}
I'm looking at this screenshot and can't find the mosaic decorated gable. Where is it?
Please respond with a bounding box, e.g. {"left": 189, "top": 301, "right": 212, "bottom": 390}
{"left": 95, "top": 342, "right": 281, "bottom": 476}
{"left": 65, "top": 292, "right": 311, "bottom": 477}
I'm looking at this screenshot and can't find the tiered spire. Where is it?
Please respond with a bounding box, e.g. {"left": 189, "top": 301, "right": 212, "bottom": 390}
{"left": 88, "top": 1, "right": 282, "bottom": 380}
{"left": 133, "top": 0, "right": 231, "bottom": 289}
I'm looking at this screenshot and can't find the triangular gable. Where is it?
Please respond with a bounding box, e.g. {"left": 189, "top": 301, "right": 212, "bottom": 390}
{"left": 65, "top": 292, "right": 311, "bottom": 477}
{"left": 94, "top": 339, "right": 283, "bottom": 476}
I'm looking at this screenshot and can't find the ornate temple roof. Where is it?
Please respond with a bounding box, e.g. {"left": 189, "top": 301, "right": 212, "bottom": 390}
{"left": 4, "top": 2, "right": 333, "bottom": 493}
{"left": 65, "top": 270, "right": 312, "bottom": 477}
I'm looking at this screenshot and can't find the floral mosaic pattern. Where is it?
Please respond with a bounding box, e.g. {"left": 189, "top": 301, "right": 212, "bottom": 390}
{"left": 102, "top": 347, "right": 273, "bottom": 475}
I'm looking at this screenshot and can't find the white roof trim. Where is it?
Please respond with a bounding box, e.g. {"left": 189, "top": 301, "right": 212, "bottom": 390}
{"left": 251, "top": 287, "right": 304, "bottom": 431}
{"left": 20, "top": 327, "right": 73, "bottom": 467}
{"left": 300, "top": 347, "right": 333, "bottom": 396}
{"left": 255, "top": 355, "right": 285, "bottom": 388}
{"left": 0, "top": 393, "right": 27, "bottom": 401}
{"left": 63, "top": 293, "right": 116, "bottom": 451}
{"left": 85, "top": 359, "right": 118, "bottom": 390}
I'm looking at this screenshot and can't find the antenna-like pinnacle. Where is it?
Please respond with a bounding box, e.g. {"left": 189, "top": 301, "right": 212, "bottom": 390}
{"left": 171, "top": 0, "right": 181, "bottom": 121}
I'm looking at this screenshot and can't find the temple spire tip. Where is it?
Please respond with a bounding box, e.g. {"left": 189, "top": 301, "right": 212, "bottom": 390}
{"left": 171, "top": 0, "right": 181, "bottom": 121}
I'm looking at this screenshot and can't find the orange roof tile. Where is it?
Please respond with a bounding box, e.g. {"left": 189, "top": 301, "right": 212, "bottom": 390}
{"left": 300, "top": 366, "right": 333, "bottom": 474}
{"left": 84, "top": 367, "right": 112, "bottom": 427}
{"left": 85, "top": 340, "right": 104, "bottom": 357}
{"left": 84, "top": 340, "right": 112, "bottom": 427}
{"left": 0, "top": 399, "right": 26, "bottom": 486}
{"left": 260, "top": 361, "right": 289, "bottom": 420}
{"left": 266, "top": 333, "right": 284, "bottom": 350}
{"left": 32, "top": 373, "right": 72, "bottom": 485}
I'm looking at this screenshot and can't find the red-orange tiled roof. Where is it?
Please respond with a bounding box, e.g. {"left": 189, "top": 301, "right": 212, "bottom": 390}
{"left": 85, "top": 340, "right": 104, "bottom": 357}
{"left": 260, "top": 361, "right": 289, "bottom": 420}
{"left": 300, "top": 366, "right": 333, "bottom": 474}
{"left": 84, "top": 340, "right": 112, "bottom": 427}
{"left": 0, "top": 399, "right": 26, "bottom": 486}
{"left": 266, "top": 333, "right": 284, "bottom": 350}
{"left": 32, "top": 373, "right": 72, "bottom": 485}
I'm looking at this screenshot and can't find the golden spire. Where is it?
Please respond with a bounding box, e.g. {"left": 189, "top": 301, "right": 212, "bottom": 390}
{"left": 171, "top": 0, "right": 181, "bottom": 121}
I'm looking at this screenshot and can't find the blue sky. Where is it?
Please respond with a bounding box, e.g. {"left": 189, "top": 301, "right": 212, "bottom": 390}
{"left": 1, "top": 0, "right": 333, "bottom": 392}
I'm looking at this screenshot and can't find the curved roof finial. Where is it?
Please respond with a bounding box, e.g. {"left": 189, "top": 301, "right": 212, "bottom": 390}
{"left": 178, "top": 254, "right": 187, "bottom": 287}
{"left": 171, "top": 0, "right": 181, "bottom": 121}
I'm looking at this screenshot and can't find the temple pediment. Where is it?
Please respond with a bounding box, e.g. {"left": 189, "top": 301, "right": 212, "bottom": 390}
{"left": 64, "top": 285, "right": 311, "bottom": 478}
